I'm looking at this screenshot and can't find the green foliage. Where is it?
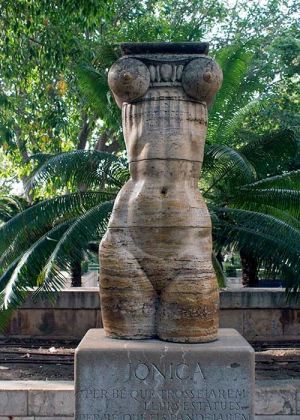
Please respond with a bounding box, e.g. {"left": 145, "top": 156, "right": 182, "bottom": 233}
{"left": 212, "top": 253, "right": 227, "bottom": 288}
{"left": 201, "top": 39, "right": 300, "bottom": 290}
{"left": 203, "top": 144, "right": 256, "bottom": 192}
{"left": 213, "top": 208, "right": 300, "bottom": 279}
{"left": 0, "top": 195, "right": 26, "bottom": 224}
{"left": 0, "top": 1, "right": 299, "bottom": 325}
{"left": 26, "top": 150, "right": 128, "bottom": 194}
{"left": 35, "top": 201, "right": 113, "bottom": 295}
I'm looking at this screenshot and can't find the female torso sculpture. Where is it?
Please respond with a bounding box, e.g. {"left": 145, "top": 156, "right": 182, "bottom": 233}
{"left": 99, "top": 43, "right": 222, "bottom": 342}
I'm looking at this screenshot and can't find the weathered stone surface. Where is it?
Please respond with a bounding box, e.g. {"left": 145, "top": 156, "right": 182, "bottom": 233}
{"left": 108, "top": 58, "right": 150, "bottom": 107}
{"left": 0, "top": 418, "right": 34, "bottom": 420}
{"left": 0, "top": 390, "right": 27, "bottom": 416}
{"left": 28, "top": 390, "right": 74, "bottom": 416}
{"left": 7, "top": 308, "right": 101, "bottom": 338}
{"left": 99, "top": 42, "right": 222, "bottom": 343}
{"left": 17, "top": 288, "right": 299, "bottom": 310}
{"left": 256, "top": 417, "right": 300, "bottom": 420}
{"left": 182, "top": 57, "right": 222, "bottom": 105}
{"left": 34, "top": 418, "right": 73, "bottom": 420}
{"left": 4, "top": 289, "right": 300, "bottom": 342}
{"left": 219, "top": 309, "right": 244, "bottom": 335}
{"left": 243, "top": 309, "right": 285, "bottom": 341}
{"left": 255, "top": 381, "right": 297, "bottom": 415}
{"left": 120, "top": 42, "right": 209, "bottom": 55}
{"left": 0, "top": 381, "right": 74, "bottom": 418}
{"left": 75, "top": 328, "right": 255, "bottom": 419}
{"left": 34, "top": 418, "right": 74, "bottom": 420}
{"left": 2, "top": 378, "right": 300, "bottom": 418}
{"left": 220, "top": 288, "right": 297, "bottom": 309}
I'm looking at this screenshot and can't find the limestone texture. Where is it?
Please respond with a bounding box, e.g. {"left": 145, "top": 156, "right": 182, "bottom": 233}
{"left": 99, "top": 42, "right": 223, "bottom": 343}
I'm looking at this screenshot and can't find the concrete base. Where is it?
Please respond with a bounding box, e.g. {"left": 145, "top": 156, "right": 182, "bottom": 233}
{"left": 75, "top": 328, "right": 255, "bottom": 420}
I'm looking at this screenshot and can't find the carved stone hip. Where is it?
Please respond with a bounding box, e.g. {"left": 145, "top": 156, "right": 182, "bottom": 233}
{"left": 99, "top": 42, "right": 222, "bottom": 343}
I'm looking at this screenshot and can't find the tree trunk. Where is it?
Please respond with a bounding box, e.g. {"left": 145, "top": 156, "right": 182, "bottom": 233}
{"left": 240, "top": 248, "right": 259, "bottom": 287}
{"left": 15, "top": 126, "right": 34, "bottom": 203}
{"left": 77, "top": 113, "right": 90, "bottom": 150}
{"left": 94, "top": 130, "right": 120, "bottom": 154}
{"left": 70, "top": 258, "right": 82, "bottom": 287}
{"left": 216, "top": 251, "right": 224, "bottom": 270}
{"left": 69, "top": 115, "right": 90, "bottom": 286}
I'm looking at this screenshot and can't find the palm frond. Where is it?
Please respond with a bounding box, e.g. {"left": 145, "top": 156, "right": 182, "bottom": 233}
{"left": 0, "top": 192, "right": 115, "bottom": 259}
{"left": 202, "top": 144, "right": 256, "bottom": 194}
{"left": 235, "top": 188, "right": 300, "bottom": 218}
{"left": 76, "top": 64, "right": 109, "bottom": 116}
{"left": 240, "top": 129, "right": 298, "bottom": 176}
{"left": 242, "top": 170, "right": 300, "bottom": 190}
{"left": 0, "top": 222, "right": 73, "bottom": 331}
{"left": 0, "top": 258, "right": 21, "bottom": 293}
{"left": 36, "top": 200, "right": 114, "bottom": 295}
{"left": 0, "top": 231, "right": 35, "bottom": 275}
{"left": 0, "top": 195, "right": 26, "bottom": 222}
{"left": 213, "top": 208, "right": 300, "bottom": 274}
{"left": 26, "top": 150, "right": 127, "bottom": 193}
{"left": 0, "top": 222, "right": 72, "bottom": 310}
{"left": 212, "top": 253, "right": 227, "bottom": 288}
{"left": 208, "top": 45, "right": 254, "bottom": 141}
{"left": 219, "top": 99, "right": 265, "bottom": 145}
{"left": 240, "top": 204, "right": 300, "bottom": 230}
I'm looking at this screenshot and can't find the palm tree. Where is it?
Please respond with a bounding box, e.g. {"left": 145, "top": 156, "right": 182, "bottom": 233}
{"left": 203, "top": 44, "right": 300, "bottom": 286}
{"left": 0, "top": 194, "right": 26, "bottom": 224}
{"left": 0, "top": 44, "right": 299, "bottom": 327}
{"left": 0, "top": 133, "right": 298, "bottom": 325}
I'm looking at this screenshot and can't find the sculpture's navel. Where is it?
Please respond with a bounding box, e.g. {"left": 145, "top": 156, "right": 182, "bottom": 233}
{"left": 99, "top": 42, "right": 222, "bottom": 343}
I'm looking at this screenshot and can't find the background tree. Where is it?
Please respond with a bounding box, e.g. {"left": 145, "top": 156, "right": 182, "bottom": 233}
{"left": 0, "top": 42, "right": 299, "bottom": 325}
{"left": 0, "top": 0, "right": 298, "bottom": 193}
{"left": 0, "top": 1, "right": 299, "bottom": 321}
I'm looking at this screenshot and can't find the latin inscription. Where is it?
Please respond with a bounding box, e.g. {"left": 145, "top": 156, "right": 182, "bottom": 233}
{"left": 126, "top": 362, "right": 205, "bottom": 381}
{"left": 77, "top": 362, "right": 251, "bottom": 420}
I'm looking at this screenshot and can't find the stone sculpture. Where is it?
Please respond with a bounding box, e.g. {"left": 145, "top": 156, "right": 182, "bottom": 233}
{"left": 99, "top": 42, "right": 223, "bottom": 343}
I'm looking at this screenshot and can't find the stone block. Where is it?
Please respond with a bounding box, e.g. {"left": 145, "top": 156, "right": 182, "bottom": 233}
{"left": 255, "top": 417, "right": 300, "bottom": 420}
{"left": 22, "top": 288, "right": 101, "bottom": 309}
{"left": 279, "top": 309, "right": 300, "bottom": 339}
{"left": 220, "top": 288, "right": 290, "bottom": 309}
{"left": 0, "top": 418, "right": 34, "bottom": 420}
{"left": 255, "top": 381, "right": 297, "bottom": 415}
{"left": 34, "top": 418, "right": 74, "bottom": 420}
{"left": 7, "top": 309, "right": 100, "bottom": 338}
{"left": 219, "top": 309, "right": 243, "bottom": 335}
{"left": 243, "top": 309, "right": 283, "bottom": 341}
{"left": 75, "top": 328, "right": 255, "bottom": 419}
{"left": 0, "top": 390, "right": 27, "bottom": 415}
{"left": 28, "top": 390, "right": 74, "bottom": 416}
{"left": 296, "top": 387, "right": 300, "bottom": 414}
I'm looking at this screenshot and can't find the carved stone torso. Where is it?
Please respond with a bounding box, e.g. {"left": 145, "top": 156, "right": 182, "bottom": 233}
{"left": 99, "top": 43, "right": 222, "bottom": 343}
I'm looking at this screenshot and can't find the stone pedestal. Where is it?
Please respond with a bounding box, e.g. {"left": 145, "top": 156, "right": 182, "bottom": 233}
{"left": 75, "top": 329, "right": 255, "bottom": 420}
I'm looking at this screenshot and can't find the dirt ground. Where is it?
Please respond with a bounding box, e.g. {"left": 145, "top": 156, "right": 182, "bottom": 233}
{"left": 0, "top": 338, "right": 75, "bottom": 381}
{"left": 0, "top": 339, "right": 300, "bottom": 381}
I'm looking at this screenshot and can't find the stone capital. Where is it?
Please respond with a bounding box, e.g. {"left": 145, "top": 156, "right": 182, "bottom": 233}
{"left": 108, "top": 42, "right": 223, "bottom": 107}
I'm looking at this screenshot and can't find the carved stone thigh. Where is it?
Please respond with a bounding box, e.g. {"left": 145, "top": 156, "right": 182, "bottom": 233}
{"left": 99, "top": 227, "right": 219, "bottom": 342}
{"left": 158, "top": 274, "right": 219, "bottom": 343}
{"left": 99, "top": 229, "right": 157, "bottom": 339}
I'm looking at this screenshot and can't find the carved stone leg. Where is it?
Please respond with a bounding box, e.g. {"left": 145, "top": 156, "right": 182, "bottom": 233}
{"left": 158, "top": 273, "right": 219, "bottom": 343}
{"left": 100, "top": 42, "right": 223, "bottom": 343}
{"left": 99, "top": 229, "right": 157, "bottom": 339}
